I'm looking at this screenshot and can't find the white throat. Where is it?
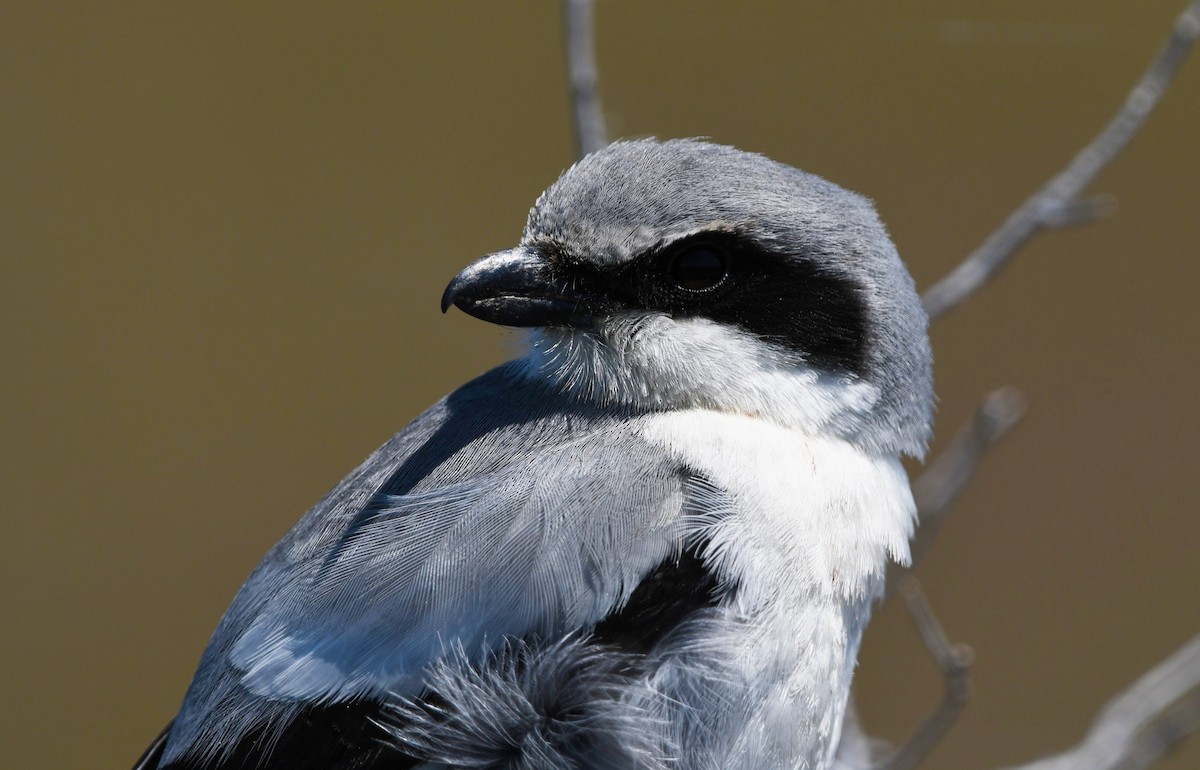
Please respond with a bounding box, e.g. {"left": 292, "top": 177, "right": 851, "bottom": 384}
{"left": 521, "top": 311, "right": 881, "bottom": 441}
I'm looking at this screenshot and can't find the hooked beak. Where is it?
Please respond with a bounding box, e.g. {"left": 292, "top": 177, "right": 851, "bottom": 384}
{"left": 441, "top": 246, "right": 593, "bottom": 328}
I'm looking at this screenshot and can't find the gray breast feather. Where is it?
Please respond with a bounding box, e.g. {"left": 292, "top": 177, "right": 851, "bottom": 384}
{"left": 164, "top": 363, "right": 693, "bottom": 762}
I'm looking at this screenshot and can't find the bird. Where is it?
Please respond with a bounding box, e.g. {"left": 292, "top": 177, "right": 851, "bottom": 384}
{"left": 134, "top": 137, "right": 934, "bottom": 770}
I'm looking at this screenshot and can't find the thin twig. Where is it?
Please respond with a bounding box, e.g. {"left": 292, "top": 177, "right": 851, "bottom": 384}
{"left": 909, "top": 387, "right": 1027, "bottom": 567}
{"left": 871, "top": 390, "right": 1024, "bottom": 766}
{"left": 870, "top": 580, "right": 973, "bottom": 770}
{"left": 886, "top": 387, "right": 1027, "bottom": 598}
{"left": 563, "top": 0, "right": 607, "bottom": 158}
{"left": 921, "top": 0, "right": 1200, "bottom": 322}
{"left": 1000, "top": 633, "right": 1200, "bottom": 770}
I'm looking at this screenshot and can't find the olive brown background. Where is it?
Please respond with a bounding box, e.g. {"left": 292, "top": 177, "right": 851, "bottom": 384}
{"left": 3, "top": 3, "right": 1198, "bottom": 768}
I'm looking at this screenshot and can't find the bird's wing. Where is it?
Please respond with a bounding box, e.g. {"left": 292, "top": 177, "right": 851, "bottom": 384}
{"left": 230, "top": 414, "right": 687, "bottom": 702}
{"left": 162, "top": 363, "right": 699, "bottom": 766}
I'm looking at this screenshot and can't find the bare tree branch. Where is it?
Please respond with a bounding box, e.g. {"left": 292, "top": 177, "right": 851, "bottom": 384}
{"left": 1000, "top": 633, "right": 1200, "bottom": 770}
{"left": 908, "top": 387, "right": 1027, "bottom": 567}
{"left": 563, "top": 0, "right": 607, "bottom": 158}
{"left": 886, "top": 387, "right": 1027, "bottom": 598}
{"left": 1113, "top": 689, "right": 1200, "bottom": 770}
{"left": 886, "top": 8, "right": 1200, "bottom": 762}
{"left": 870, "top": 580, "right": 974, "bottom": 770}
{"left": 867, "top": 391, "right": 1021, "bottom": 766}
{"left": 921, "top": 0, "right": 1200, "bottom": 322}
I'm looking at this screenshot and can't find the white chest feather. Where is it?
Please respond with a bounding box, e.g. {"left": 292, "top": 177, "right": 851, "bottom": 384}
{"left": 637, "top": 410, "right": 916, "bottom": 770}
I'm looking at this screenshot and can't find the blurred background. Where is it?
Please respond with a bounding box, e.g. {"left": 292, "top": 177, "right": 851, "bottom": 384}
{"left": 3, "top": 2, "right": 1198, "bottom": 768}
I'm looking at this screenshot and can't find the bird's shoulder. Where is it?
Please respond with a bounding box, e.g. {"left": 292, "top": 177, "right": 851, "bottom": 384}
{"left": 159, "top": 363, "right": 705, "bottom": 766}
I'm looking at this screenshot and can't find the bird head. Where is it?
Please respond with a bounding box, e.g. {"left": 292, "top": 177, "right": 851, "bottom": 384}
{"left": 443, "top": 138, "right": 933, "bottom": 457}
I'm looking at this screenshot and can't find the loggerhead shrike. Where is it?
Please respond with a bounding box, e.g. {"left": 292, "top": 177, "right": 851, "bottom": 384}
{"left": 135, "top": 138, "right": 933, "bottom": 770}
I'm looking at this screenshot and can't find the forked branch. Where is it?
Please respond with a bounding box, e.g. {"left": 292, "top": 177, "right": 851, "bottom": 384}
{"left": 870, "top": 580, "right": 974, "bottom": 770}
{"left": 886, "top": 387, "right": 1027, "bottom": 598}
{"left": 921, "top": 0, "right": 1200, "bottom": 322}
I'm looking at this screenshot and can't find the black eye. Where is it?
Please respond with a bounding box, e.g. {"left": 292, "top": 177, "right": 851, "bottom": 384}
{"left": 667, "top": 244, "right": 729, "bottom": 291}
